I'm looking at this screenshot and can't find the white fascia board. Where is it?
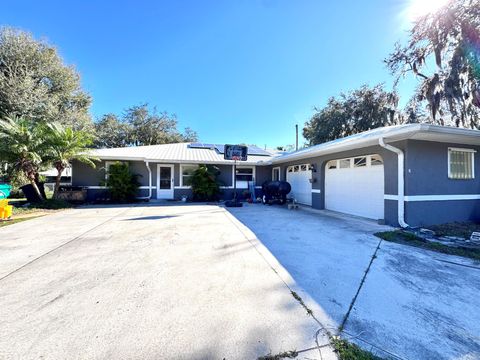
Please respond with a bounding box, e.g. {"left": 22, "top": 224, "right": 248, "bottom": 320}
{"left": 420, "top": 124, "right": 480, "bottom": 138}
{"left": 270, "top": 126, "right": 414, "bottom": 164}
{"left": 384, "top": 194, "right": 480, "bottom": 201}
{"left": 272, "top": 124, "right": 480, "bottom": 164}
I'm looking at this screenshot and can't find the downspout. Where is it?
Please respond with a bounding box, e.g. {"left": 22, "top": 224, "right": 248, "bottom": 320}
{"left": 379, "top": 138, "right": 409, "bottom": 228}
{"left": 143, "top": 161, "right": 152, "bottom": 200}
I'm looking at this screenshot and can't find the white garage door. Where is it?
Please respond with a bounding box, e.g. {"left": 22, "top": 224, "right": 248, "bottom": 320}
{"left": 325, "top": 154, "right": 384, "bottom": 220}
{"left": 286, "top": 164, "right": 313, "bottom": 206}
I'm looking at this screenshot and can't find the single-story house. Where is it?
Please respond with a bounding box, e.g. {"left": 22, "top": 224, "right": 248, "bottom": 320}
{"left": 40, "top": 167, "right": 72, "bottom": 191}
{"left": 72, "top": 124, "right": 480, "bottom": 227}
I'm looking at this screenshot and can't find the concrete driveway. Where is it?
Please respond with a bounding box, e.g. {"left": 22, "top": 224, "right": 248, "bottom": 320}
{"left": 2, "top": 203, "right": 479, "bottom": 360}
{"left": 0, "top": 204, "right": 335, "bottom": 360}
{"left": 230, "top": 205, "right": 480, "bottom": 360}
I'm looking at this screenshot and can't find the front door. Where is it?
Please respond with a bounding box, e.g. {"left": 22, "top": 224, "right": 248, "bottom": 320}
{"left": 157, "top": 164, "right": 174, "bottom": 199}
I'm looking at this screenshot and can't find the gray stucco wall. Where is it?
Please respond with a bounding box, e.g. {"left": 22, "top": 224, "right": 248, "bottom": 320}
{"left": 405, "top": 200, "right": 480, "bottom": 227}
{"left": 72, "top": 160, "right": 266, "bottom": 202}
{"left": 71, "top": 160, "right": 106, "bottom": 187}
{"left": 255, "top": 165, "right": 272, "bottom": 186}
{"left": 403, "top": 140, "right": 480, "bottom": 226}
{"left": 405, "top": 140, "right": 480, "bottom": 195}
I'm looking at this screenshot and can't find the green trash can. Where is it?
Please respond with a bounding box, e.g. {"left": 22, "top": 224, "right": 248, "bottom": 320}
{"left": 0, "top": 184, "right": 11, "bottom": 199}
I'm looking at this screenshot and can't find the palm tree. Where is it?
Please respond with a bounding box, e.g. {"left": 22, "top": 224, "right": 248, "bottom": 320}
{"left": 44, "top": 123, "right": 97, "bottom": 198}
{"left": 0, "top": 117, "right": 46, "bottom": 200}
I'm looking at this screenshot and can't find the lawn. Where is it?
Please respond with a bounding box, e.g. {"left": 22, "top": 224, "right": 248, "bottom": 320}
{"left": 332, "top": 338, "right": 384, "bottom": 360}
{"left": 375, "top": 230, "right": 480, "bottom": 261}
{"left": 0, "top": 215, "right": 45, "bottom": 227}
{"left": 427, "top": 222, "right": 480, "bottom": 239}
{"left": 1, "top": 198, "right": 74, "bottom": 227}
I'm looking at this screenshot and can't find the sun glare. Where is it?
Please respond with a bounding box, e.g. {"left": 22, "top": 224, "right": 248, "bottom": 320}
{"left": 407, "top": 0, "right": 450, "bottom": 20}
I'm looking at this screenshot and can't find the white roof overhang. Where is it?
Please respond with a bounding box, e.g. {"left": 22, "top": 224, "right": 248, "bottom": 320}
{"left": 272, "top": 124, "right": 480, "bottom": 164}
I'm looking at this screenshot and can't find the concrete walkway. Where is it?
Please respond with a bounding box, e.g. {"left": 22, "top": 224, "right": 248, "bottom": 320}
{"left": 0, "top": 204, "right": 336, "bottom": 360}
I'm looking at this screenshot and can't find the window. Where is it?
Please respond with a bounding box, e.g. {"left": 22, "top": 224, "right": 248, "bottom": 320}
{"left": 180, "top": 165, "right": 198, "bottom": 187}
{"left": 327, "top": 160, "right": 337, "bottom": 169}
{"left": 236, "top": 167, "right": 254, "bottom": 182}
{"left": 287, "top": 166, "right": 293, "bottom": 173}
{"left": 293, "top": 165, "right": 300, "bottom": 172}
{"left": 339, "top": 159, "right": 351, "bottom": 168}
{"left": 354, "top": 157, "right": 367, "bottom": 167}
{"left": 370, "top": 154, "right": 383, "bottom": 166}
{"left": 448, "top": 148, "right": 475, "bottom": 179}
{"left": 272, "top": 167, "right": 280, "bottom": 181}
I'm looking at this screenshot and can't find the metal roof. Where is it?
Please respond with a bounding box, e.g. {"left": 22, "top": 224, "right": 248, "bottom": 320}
{"left": 90, "top": 142, "right": 274, "bottom": 165}
{"left": 88, "top": 125, "right": 480, "bottom": 166}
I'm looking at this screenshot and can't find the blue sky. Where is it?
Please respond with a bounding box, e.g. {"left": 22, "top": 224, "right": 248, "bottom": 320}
{"left": 2, "top": 0, "right": 417, "bottom": 148}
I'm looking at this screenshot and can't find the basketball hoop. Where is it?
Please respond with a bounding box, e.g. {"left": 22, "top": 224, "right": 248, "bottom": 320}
{"left": 223, "top": 144, "right": 248, "bottom": 207}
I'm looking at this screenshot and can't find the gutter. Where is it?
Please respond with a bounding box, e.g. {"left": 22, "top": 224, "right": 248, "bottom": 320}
{"left": 379, "top": 137, "right": 409, "bottom": 228}
{"left": 272, "top": 124, "right": 424, "bottom": 164}
{"left": 143, "top": 161, "right": 152, "bottom": 200}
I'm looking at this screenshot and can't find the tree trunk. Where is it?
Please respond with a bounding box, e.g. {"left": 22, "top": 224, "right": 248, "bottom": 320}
{"left": 23, "top": 162, "right": 43, "bottom": 202}
{"left": 29, "top": 178, "right": 44, "bottom": 202}
{"left": 53, "top": 168, "right": 63, "bottom": 199}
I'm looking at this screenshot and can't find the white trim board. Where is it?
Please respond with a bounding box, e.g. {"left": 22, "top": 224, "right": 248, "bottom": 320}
{"left": 385, "top": 194, "right": 480, "bottom": 201}
{"left": 179, "top": 164, "right": 198, "bottom": 187}
{"left": 311, "top": 189, "right": 321, "bottom": 194}
{"left": 272, "top": 166, "right": 281, "bottom": 181}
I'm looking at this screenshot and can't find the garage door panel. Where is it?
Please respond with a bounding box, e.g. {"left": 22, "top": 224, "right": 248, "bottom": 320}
{"left": 286, "top": 166, "right": 312, "bottom": 206}
{"left": 325, "top": 156, "right": 384, "bottom": 220}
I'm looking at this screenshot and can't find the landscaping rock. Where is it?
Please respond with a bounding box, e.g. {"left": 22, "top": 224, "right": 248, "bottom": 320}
{"left": 420, "top": 228, "right": 436, "bottom": 237}
{"left": 470, "top": 232, "right": 480, "bottom": 244}
{"left": 445, "top": 236, "right": 465, "bottom": 242}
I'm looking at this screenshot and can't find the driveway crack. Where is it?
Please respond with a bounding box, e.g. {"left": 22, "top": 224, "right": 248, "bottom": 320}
{"left": 338, "top": 238, "right": 383, "bottom": 332}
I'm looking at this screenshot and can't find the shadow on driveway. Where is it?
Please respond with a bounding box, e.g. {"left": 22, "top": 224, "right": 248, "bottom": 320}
{"left": 227, "top": 204, "right": 480, "bottom": 360}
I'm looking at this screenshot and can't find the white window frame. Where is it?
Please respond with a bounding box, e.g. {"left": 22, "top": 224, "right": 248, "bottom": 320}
{"left": 326, "top": 155, "right": 383, "bottom": 171}
{"left": 370, "top": 154, "right": 384, "bottom": 166}
{"left": 272, "top": 167, "right": 281, "bottom": 181}
{"left": 232, "top": 165, "right": 255, "bottom": 188}
{"left": 287, "top": 164, "right": 314, "bottom": 173}
{"left": 448, "top": 147, "right": 476, "bottom": 179}
{"left": 353, "top": 156, "right": 367, "bottom": 168}
{"left": 179, "top": 164, "right": 198, "bottom": 188}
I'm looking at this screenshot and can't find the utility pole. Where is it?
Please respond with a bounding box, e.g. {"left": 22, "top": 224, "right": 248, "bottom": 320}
{"left": 295, "top": 124, "right": 299, "bottom": 151}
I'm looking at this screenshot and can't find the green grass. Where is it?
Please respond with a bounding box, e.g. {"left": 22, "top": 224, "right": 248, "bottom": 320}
{"left": 9, "top": 199, "right": 73, "bottom": 218}
{"left": 332, "top": 338, "right": 383, "bottom": 360}
{"left": 428, "top": 222, "right": 480, "bottom": 239}
{"left": 0, "top": 215, "right": 44, "bottom": 227}
{"left": 28, "top": 199, "right": 74, "bottom": 210}
{"left": 375, "top": 230, "right": 480, "bottom": 261}
{"left": 257, "top": 350, "right": 299, "bottom": 360}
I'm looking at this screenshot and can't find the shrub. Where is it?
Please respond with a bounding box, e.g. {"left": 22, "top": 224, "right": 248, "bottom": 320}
{"left": 189, "top": 164, "right": 222, "bottom": 201}
{"left": 29, "top": 199, "right": 74, "bottom": 209}
{"left": 103, "top": 162, "right": 140, "bottom": 202}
